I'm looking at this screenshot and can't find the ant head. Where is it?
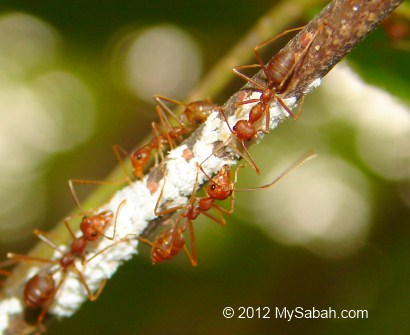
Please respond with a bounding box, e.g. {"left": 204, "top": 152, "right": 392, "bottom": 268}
{"left": 131, "top": 146, "right": 151, "bottom": 179}
{"left": 207, "top": 165, "right": 232, "bottom": 200}
{"left": 232, "top": 120, "right": 256, "bottom": 141}
{"left": 81, "top": 210, "right": 114, "bottom": 241}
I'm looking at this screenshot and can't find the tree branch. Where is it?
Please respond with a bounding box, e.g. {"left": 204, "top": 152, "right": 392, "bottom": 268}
{"left": 0, "top": 0, "right": 403, "bottom": 334}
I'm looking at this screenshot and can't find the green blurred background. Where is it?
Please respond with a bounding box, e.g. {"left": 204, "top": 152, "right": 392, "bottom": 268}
{"left": 0, "top": 0, "right": 410, "bottom": 334}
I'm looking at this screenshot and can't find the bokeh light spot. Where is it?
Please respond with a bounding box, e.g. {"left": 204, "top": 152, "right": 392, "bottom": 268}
{"left": 112, "top": 24, "right": 202, "bottom": 103}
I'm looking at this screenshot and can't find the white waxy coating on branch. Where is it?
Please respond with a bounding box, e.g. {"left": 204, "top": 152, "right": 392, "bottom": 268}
{"left": 0, "top": 82, "right": 322, "bottom": 330}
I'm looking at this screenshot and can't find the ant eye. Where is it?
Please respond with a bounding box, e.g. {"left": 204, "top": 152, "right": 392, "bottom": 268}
{"left": 210, "top": 184, "right": 216, "bottom": 191}
{"left": 137, "top": 154, "right": 142, "bottom": 160}
{"left": 233, "top": 125, "right": 237, "bottom": 131}
{"left": 92, "top": 231, "right": 98, "bottom": 237}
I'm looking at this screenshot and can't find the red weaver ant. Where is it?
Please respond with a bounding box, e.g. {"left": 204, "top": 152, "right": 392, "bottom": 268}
{"left": 218, "top": 25, "right": 324, "bottom": 173}
{"left": 137, "top": 163, "right": 241, "bottom": 266}
{"left": 141, "top": 151, "right": 316, "bottom": 266}
{"left": 114, "top": 96, "right": 220, "bottom": 181}
{"left": 6, "top": 200, "right": 126, "bottom": 331}
{"left": 153, "top": 95, "right": 220, "bottom": 131}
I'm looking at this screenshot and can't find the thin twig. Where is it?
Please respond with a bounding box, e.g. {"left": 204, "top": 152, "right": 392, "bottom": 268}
{"left": 0, "top": 0, "right": 403, "bottom": 334}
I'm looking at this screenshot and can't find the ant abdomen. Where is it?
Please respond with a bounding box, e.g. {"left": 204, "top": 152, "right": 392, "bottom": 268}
{"left": 24, "top": 273, "right": 55, "bottom": 309}
{"left": 185, "top": 100, "right": 216, "bottom": 125}
{"left": 266, "top": 50, "right": 295, "bottom": 90}
{"left": 151, "top": 228, "right": 185, "bottom": 264}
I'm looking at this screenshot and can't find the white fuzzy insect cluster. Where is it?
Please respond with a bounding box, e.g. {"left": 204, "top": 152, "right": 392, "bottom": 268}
{"left": 0, "top": 81, "right": 321, "bottom": 332}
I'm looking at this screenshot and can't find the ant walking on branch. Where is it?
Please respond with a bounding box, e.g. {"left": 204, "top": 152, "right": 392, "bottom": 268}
{"left": 217, "top": 25, "right": 324, "bottom": 173}
{"left": 140, "top": 152, "right": 316, "bottom": 266}
{"left": 114, "top": 95, "right": 222, "bottom": 180}
{"left": 6, "top": 200, "right": 126, "bottom": 332}
{"left": 138, "top": 163, "right": 242, "bottom": 266}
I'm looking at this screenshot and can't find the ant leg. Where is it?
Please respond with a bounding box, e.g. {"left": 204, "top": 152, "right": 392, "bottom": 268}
{"left": 182, "top": 245, "right": 197, "bottom": 267}
{"left": 63, "top": 218, "right": 78, "bottom": 240}
{"left": 151, "top": 120, "right": 168, "bottom": 158}
{"left": 218, "top": 163, "right": 244, "bottom": 214}
{"left": 153, "top": 108, "right": 175, "bottom": 150}
{"left": 232, "top": 64, "right": 265, "bottom": 90}
{"left": 69, "top": 265, "right": 106, "bottom": 302}
{"left": 199, "top": 136, "right": 233, "bottom": 169}
{"left": 7, "top": 253, "right": 57, "bottom": 265}
{"left": 153, "top": 176, "right": 185, "bottom": 217}
{"left": 85, "top": 234, "right": 136, "bottom": 264}
{"left": 33, "top": 230, "right": 65, "bottom": 256}
{"left": 36, "top": 298, "right": 53, "bottom": 333}
{"left": 219, "top": 107, "right": 235, "bottom": 134}
{"left": 136, "top": 236, "right": 155, "bottom": 249}
{"left": 198, "top": 164, "right": 212, "bottom": 181}
{"left": 200, "top": 107, "right": 236, "bottom": 167}
{"left": 0, "top": 258, "right": 17, "bottom": 269}
{"left": 201, "top": 210, "right": 226, "bottom": 225}
{"left": 112, "top": 144, "right": 133, "bottom": 185}
{"left": 275, "top": 95, "right": 295, "bottom": 119}
{"left": 167, "top": 166, "right": 201, "bottom": 246}
{"left": 100, "top": 199, "right": 127, "bottom": 241}
{"left": 235, "top": 97, "right": 262, "bottom": 108}
{"left": 184, "top": 219, "right": 197, "bottom": 266}
{"left": 164, "top": 165, "right": 201, "bottom": 252}
{"left": 293, "top": 95, "right": 305, "bottom": 121}
{"left": 154, "top": 105, "right": 177, "bottom": 136}
{"left": 275, "top": 52, "right": 308, "bottom": 121}
{"left": 263, "top": 102, "right": 271, "bottom": 133}
{"left": 236, "top": 151, "right": 317, "bottom": 192}
{"left": 228, "top": 141, "right": 260, "bottom": 175}
{"left": 153, "top": 95, "right": 186, "bottom": 127}
{"left": 68, "top": 177, "right": 129, "bottom": 213}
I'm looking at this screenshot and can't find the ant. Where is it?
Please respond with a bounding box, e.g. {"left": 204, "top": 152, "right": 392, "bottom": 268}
{"left": 153, "top": 95, "right": 220, "bottom": 131}
{"left": 137, "top": 163, "right": 241, "bottom": 266}
{"left": 6, "top": 200, "right": 126, "bottom": 332}
{"left": 136, "top": 219, "right": 193, "bottom": 265}
{"left": 141, "top": 151, "right": 316, "bottom": 266}
{"left": 114, "top": 115, "right": 170, "bottom": 181}
{"left": 114, "top": 95, "right": 221, "bottom": 181}
{"left": 218, "top": 25, "right": 324, "bottom": 173}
